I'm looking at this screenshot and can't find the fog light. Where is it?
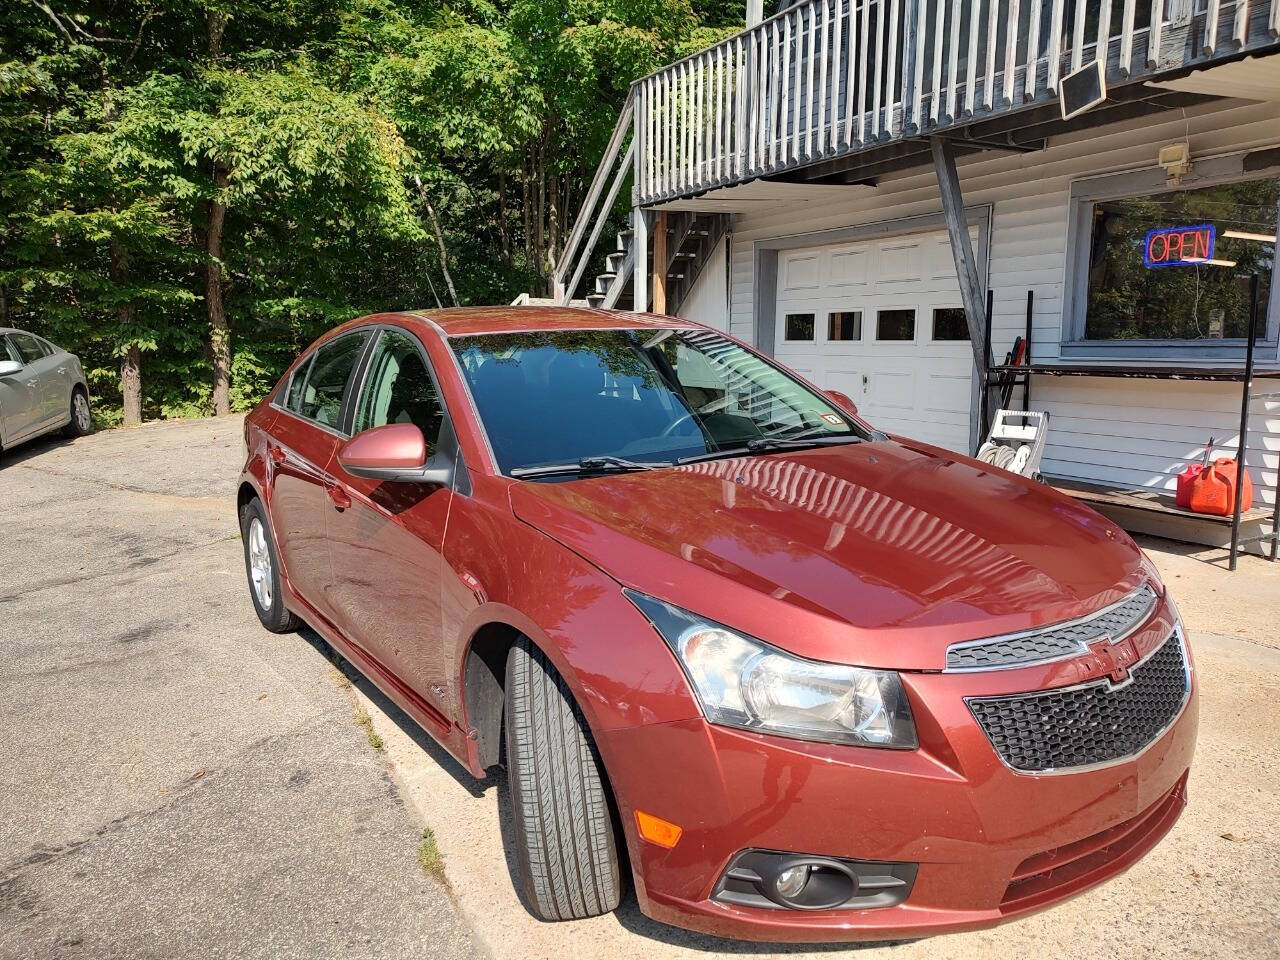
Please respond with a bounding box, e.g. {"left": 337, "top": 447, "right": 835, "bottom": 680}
{"left": 774, "top": 865, "right": 810, "bottom": 899}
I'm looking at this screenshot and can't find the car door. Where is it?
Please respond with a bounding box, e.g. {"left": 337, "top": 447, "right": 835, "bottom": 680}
{"left": 0, "top": 335, "right": 43, "bottom": 441}
{"left": 266, "top": 330, "right": 371, "bottom": 621}
{"left": 324, "top": 326, "right": 455, "bottom": 716}
{"left": 6, "top": 333, "right": 61, "bottom": 429}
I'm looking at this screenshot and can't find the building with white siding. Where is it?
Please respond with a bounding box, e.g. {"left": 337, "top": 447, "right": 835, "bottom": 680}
{"left": 556, "top": 1, "right": 1280, "bottom": 555}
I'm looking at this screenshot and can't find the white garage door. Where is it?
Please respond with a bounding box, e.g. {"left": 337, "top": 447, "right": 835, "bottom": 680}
{"left": 774, "top": 228, "right": 976, "bottom": 453}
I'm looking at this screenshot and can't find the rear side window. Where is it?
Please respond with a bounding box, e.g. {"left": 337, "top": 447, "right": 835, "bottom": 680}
{"left": 353, "top": 330, "right": 444, "bottom": 448}
{"left": 283, "top": 356, "right": 313, "bottom": 414}
{"left": 9, "top": 333, "right": 48, "bottom": 364}
{"left": 295, "top": 333, "right": 368, "bottom": 429}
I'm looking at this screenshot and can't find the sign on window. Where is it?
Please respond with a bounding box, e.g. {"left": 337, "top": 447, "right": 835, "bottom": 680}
{"left": 1143, "top": 224, "right": 1216, "bottom": 269}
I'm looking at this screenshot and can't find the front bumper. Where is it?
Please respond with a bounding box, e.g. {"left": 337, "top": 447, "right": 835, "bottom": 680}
{"left": 598, "top": 614, "right": 1198, "bottom": 943}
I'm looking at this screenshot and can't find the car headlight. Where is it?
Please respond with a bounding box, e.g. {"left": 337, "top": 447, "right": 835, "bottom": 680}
{"left": 625, "top": 590, "right": 917, "bottom": 749}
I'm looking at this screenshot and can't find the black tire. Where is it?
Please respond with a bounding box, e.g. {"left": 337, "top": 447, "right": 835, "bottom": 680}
{"left": 63, "top": 386, "right": 92, "bottom": 438}
{"left": 239, "top": 498, "right": 301, "bottom": 633}
{"left": 504, "top": 637, "right": 623, "bottom": 921}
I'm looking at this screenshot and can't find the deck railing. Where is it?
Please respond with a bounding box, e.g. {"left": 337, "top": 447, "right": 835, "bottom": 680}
{"left": 633, "top": 0, "right": 1280, "bottom": 205}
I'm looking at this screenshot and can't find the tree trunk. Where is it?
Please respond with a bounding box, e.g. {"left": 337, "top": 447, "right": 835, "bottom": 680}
{"left": 109, "top": 240, "right": 142, "bottom": 426}
{"left": 498, "top": 170, "right": 511, "bottom": 267}
{"left": 206, "top": 164, "right": 231, "bottom": 416}
{"left": 420, "top": 187, "right": 459, "bottom": 306}
{"left": 522, "top": 157, "right": 531, "bottom": 267}
{"left": 534, "top": 142, "right": 545, "bottom": 292}
{"left": 548, "top": 169, "right": 560, "bottom": 274}
{"left": 121, "top": 345, "right": 142, "bottom": 426}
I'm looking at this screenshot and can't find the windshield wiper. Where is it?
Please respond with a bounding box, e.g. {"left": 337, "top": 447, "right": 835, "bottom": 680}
{"left": 676, "top": 434, "right": 863, "bottom": 465}
{"left": 745, "top": 434, "right": 865, "bottom": 452}
{"left": 510, "top": 455, "right": 671, "bottom": 479}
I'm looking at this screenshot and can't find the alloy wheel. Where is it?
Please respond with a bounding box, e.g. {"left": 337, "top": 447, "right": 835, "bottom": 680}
{"left": 248, "top": 517, "right": 273, "bottom": 610}
{"left": 73, "top": 393, "right": 91, "bottom": 432}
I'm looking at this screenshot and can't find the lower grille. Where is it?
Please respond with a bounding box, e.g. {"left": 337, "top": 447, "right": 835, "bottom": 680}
{"left": 1001, "top": 773, "right": 1188, "bottom": 913}
{"left": 967, "top": 630, "right": 1189, "bottom": 773}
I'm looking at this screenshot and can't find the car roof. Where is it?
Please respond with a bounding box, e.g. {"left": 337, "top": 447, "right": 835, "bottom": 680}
{"left": 391, "top": 306, "right": 702, "bottom": 338}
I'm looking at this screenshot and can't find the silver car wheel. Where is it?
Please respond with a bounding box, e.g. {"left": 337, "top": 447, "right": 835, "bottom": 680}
{"left": 248, "top": 517, "right": 273, "bottom": 611}
{"left": 73, "top": 392, "right": 91, "bottom": 432}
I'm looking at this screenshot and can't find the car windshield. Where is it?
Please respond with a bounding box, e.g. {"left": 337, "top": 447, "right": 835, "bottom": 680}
{"left": 450, "top": 327, "right": 868, "bottom": 475}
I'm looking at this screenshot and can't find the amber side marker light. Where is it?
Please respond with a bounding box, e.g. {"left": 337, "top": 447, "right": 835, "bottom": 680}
{"left": 635, "top": 810, "right": 683, "bottom": 849}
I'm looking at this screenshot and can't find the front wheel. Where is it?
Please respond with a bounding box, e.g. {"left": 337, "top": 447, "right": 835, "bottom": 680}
{"left": 504, "top": 637, "right": 623, "bottom": 921}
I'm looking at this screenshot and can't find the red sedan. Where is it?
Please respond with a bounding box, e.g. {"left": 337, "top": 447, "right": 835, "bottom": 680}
{"left": 237, "top": 307, "right": 1196, "bottom": 943}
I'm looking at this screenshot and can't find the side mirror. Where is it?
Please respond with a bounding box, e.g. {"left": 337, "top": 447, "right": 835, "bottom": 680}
{"left": 826, "top": 389, "right": 857, "bottom": 416}
{"left": 338, "top": 423, "right": 453, "bottom": 485}
{"left": 0, "top": 359, "right": 23, "bottom": 377}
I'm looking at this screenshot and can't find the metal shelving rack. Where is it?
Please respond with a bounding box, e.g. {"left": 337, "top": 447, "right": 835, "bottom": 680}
{"left": 981, "top": 278, "right": 1280, "bottom": 571}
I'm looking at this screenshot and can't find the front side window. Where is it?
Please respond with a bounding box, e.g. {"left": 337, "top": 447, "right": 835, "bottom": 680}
{"left": 1084, "top": 178, "right": 1277, "bottom": 342}
{"left": 452, "top": 328, "right": 867, "bottom": 474}
{"left": 296, "top": 332, "right": 368, "bottom": 429}
{"left": 353, "top": 330, "right": 444, "bottom": 448}
{"left": 9, "top": 333, "right": 48, "bottom": 364}
{"left": 1, "top": 336, "right": 22, "bottom": 365}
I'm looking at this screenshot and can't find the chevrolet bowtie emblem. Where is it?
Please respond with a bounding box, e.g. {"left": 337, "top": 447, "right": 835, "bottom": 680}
{"left": 1089, "top": 634, "right": 1141, "bottom": 686}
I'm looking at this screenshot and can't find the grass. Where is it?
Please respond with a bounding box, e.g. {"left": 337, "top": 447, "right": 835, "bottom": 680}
{"left": 418, "top": 827, "right": 448, "bottom": 885}
{"left": 353, "top": 703, "right": 384, "bottom": 752}
{"left": 327, "top": 662, "right": 351, "bottom": 690}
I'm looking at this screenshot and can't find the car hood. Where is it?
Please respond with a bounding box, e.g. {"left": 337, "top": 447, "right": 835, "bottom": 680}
{"left": 508, "top": 440, "right": 1149, "bottom": 671}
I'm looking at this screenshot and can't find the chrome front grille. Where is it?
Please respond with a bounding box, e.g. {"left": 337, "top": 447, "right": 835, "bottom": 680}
{"left": 946, "top": 583, "right": 1159, "bottom": 671}
{"left": 966, "top": 630, "right": 1190, "bottom": 773}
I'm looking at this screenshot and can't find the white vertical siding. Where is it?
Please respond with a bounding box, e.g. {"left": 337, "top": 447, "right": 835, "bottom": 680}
{"left": 722, "top": 98, "right": 1280, "bottom": 508}
{"left": 677, "top": 237, "right": 730, "bottom": 331}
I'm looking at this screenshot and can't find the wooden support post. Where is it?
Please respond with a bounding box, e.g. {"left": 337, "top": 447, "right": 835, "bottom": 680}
{"left": 653, "top": 211, "right": 668, "bottom": 315}
{"left": 633, "top": 207, "right": 649, "bottom": 313}
{"left": 931, "top": 137, "right": 997, "bottom": 439}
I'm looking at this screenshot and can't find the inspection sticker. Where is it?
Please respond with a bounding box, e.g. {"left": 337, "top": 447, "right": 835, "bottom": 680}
{"left": 820, "top": 413, "right": 846, "bottom": 427}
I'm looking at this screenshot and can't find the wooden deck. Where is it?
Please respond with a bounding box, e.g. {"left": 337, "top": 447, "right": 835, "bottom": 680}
{"left": 1050, "top": 476, "right": 1273, "bottom": 527}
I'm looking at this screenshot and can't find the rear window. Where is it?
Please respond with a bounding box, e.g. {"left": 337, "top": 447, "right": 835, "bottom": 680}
{"left": 9, "top": 333, "right": 48, "bottom": 364}
{"left": 289, "top": 333, "right": 368, "bottom": 430}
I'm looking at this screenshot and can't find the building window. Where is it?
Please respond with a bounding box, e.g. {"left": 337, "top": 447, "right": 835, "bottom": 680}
{"left": 784, "top": 313, "right": 815, "bottom": 341}
{"left": 876, "top": 309, "right": 916, "bottom": 341}
{"left": 932, "top": 307, "right": 970, "bottom": 341}
{"left": 828, "top": 311, "right": 861, "bottom": 341}
{"left": 1083, "top": 178, "right": 1277, "bottom": 342}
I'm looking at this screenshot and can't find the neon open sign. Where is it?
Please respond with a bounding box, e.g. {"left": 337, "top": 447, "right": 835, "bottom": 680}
{"left": 1143, "top": 224, "right": 1216, "bottom": 268}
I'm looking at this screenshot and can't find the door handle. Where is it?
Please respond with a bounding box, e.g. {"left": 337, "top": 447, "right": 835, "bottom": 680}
{"left": 268, "top": 445, "right": 287, "bottom": 464}
{"left": 327, "top": 485, "right": 352, "bottom": 511}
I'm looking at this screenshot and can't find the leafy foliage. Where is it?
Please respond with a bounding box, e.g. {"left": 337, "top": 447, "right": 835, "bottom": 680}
{"left": 0, "top": 0, "right": 739, "bottom": 423}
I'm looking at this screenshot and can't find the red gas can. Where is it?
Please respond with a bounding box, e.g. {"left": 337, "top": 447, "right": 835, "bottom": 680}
{"left": 1177, "top": 458, "right": 1253, "bottom": 516}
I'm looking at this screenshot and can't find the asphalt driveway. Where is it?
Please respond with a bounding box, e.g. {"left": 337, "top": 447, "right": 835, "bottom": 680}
{"left": 2, "top": 416, "right": 1277, "bottom": 960}
{"left": 0, "top": 419, "right": 479, "bottom": 960}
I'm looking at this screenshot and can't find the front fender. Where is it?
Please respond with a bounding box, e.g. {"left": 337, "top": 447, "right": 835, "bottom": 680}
{"left": 446, "top": 479, "right": 701, "bottom": 743}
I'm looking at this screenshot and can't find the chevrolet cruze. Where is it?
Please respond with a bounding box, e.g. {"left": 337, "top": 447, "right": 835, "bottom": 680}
{"left": 237, "top": 307, "right": 1196, "bottom": 942}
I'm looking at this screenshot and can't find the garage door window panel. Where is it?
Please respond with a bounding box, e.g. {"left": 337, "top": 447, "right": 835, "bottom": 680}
{"left": 828, "top": 311, "right": 862, "bottom": 341}
{"left": 932, "top": 308, "right": 970, "bottom": 341}
{"left": 784, "top": 313, "right": 816, "bottom": 342}
{"left": 876, "top": 309, "right": 916, "bottom": 341}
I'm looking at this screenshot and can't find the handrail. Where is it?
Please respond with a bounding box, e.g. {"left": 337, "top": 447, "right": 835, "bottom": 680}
{"left": 554, "top": 92, "right": 634, "bottom": 302}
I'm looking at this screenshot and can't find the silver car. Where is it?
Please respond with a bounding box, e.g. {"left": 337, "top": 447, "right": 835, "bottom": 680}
{"left": 0, "top": 327, "right": 92, "bottom": 454}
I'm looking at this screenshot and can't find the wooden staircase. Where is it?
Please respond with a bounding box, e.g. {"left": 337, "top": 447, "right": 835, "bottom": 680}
{"left": 586, "top": 211, "right": 730, "bottom": 314}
